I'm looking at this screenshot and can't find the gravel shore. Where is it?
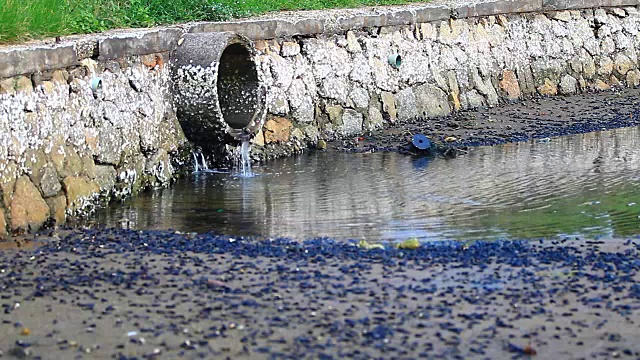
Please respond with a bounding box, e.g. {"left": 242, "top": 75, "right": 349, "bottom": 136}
{"left": 0, "top": 229, "right": 639, "bottom": 359}
{"left": 334, "top": 88, "right": 640, "bottom": 155}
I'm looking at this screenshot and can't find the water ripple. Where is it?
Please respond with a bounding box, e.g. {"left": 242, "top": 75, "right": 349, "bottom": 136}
{"left": 89, "top": 127, "right": 640, "bottom": 242}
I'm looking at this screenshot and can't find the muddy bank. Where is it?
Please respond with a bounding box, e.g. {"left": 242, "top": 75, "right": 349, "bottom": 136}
{"left": 334, "top": 87, "right": 640, "bottom": 154}
{"left": 0, "top": 229, "right": 639, "bottom": 359}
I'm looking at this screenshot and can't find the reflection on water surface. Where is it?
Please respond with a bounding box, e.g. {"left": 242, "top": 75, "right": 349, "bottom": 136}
{"left": 90, "top": 127, "right": 640, "bottom": 241}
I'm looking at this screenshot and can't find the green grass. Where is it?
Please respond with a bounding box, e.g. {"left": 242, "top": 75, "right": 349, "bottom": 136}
{"left": 0, "top": 0, "right": 425, "bottom": 44}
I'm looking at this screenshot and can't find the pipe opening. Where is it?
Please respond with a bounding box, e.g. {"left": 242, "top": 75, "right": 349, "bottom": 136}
{"left": 172, "top": 33, "right": 266, "bottom": 165}
{"left": 217, "top": 43, "right": 261, "bottom": 130}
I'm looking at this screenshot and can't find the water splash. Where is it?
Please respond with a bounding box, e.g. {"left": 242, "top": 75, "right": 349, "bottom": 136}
{"left": 192, "top": 151, "right": 210, "bottom": 173}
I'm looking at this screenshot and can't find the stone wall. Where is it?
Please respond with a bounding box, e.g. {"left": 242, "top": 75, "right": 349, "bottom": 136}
{"left": 251, "top": 7, "right": 640, "bottom": 156}
{"left": 0, "top": 54, "right": 188, "bottom": 237}
{"left": 1, "top": 0, "right": 640, "bottom": 237}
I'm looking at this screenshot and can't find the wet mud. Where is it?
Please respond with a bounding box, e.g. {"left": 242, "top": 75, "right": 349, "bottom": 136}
{"left": 335, "top": 88, "right": 640, "bottom": 154}
{"left": 0, "top": 229, "right": 639, "bottom": 359}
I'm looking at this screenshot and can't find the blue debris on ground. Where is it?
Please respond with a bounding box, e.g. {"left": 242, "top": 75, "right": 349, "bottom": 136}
{"left": 0, "top": 229, "right": 639, "bottom": 358}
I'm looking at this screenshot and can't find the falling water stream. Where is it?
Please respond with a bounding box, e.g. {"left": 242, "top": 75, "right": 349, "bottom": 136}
{"left": 237, "top": 140, "right": 253, "bottom": 177}
{"left": 90, "top": 126, "right": 640, "bottom": 242}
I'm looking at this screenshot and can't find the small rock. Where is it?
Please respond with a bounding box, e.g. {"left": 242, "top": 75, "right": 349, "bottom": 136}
{"left": 9, "top": 347, "right": 31, "bottom": 359}
{"left": 397, "top": 238, "right": 421, "bottom": 250}
{"left": 357, "top": 240, "right": 384, "bottom": 250}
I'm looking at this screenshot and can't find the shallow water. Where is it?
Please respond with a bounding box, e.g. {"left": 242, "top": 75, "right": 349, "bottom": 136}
{"left": 90, "top": 126, "right": 640, "bottom": 242}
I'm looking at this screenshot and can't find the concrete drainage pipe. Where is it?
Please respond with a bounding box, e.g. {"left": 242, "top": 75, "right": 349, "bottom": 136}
{"left": 172, "top": 32, "right": 266, "bottom": 161}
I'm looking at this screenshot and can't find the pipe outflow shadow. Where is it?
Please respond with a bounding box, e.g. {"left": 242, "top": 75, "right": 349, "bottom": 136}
{"left": 172, "top": 32, "right": 266, "bottom": 160}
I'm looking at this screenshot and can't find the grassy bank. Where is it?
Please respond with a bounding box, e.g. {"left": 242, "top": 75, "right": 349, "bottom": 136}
{"left": 0, "top": 0, "right": 422, "bottom": 44}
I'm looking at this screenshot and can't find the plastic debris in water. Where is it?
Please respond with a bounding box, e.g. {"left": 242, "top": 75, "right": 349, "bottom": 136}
{"left": 411, "top": 133, "right": 432, "bottom": 150}
{"left": 444, "top": 136, "right": 457, "bottom": 142}
{"left": 397, "top": 238, "right": 420, "bottom": 250}
{"left": 357, "top": 240, "right": 385, "bottom": 250}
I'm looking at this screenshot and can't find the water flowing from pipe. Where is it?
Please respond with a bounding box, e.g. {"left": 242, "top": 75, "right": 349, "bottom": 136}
{"left": 192, "top": 152, "right": 200, "bottom": 173}
{"left": 235, "top": 140, "right": 253, "bottom": 177}
{"left": 200, "top": 153, "right": 209, "bottom": 171}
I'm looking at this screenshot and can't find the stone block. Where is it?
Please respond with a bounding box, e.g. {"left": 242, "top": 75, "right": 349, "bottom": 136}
{"left": 0, "top": 208, "right": 7, "bottom": 239}
{"left": 414, "top": 84, "right": 452, "bottom": 118}
{"left": 96, "top": 126, "right": 124, "bottom": 165}
{"left": 499, "top": 70, "right": 521, "bottom": 99}
{"left": 366, "top": 107, "right": 384, "bottom": 131}
{"left": 453, "top": 0, "right": 542, "bottom": 19}
{"left": 415, "top": 6, "right": 451, "bottom": 23}
{"left": 281, "top": 41, "right": 301, "bottom": 57}
{"left": 380, "top": 92, "right": 397, "bottom": 121}
{"left": 46, "top": 195, "right": 67, "bottom": 226}
{"left": 559, "top": 74, "right": 579, "bottom": 94}
{"left": 346, "top": 31, "right": 362, "bottom": 53}
{"left": 63, "top": 146, "right": 83, "bottom": 177}
{"left": 95, "top": 165, "right": 117, "bottom": 191}
{"left": 597, "top": 56, "right": 614, "bottom": 76}
{"left": 349, "top": 87, "right": 370, "bottom": 109}
{"left": 0, "top": 179, "right": 15, "bottom": 209}
{"left": 516, "top": 66, "right": 536, "bottom": 95}
{"left": 190, "top": 20, "right": 278, "bottom": 40}
{"left": 594, "top": 79, "right": 612, "bottom": 90}
{"left": 0, "top": 78, "right": 16, "bottom": 95}
{"left": 290, "top": 127, "right": 305, "bottom": 141}
{"left": 626, "top": 69, "right": 640, "bottom": 86}
{"left": 255, "top": 40, "right": 269, "bottom": 52}
{"left": 292, "top": 19, "right": 325, "bottom": 36}
{"left": 326, "top": 105, "right": 344, "bottom": 126}
{"left": 99, "top": 28, "right": 182, "bottom": 60}
{"left": 264, "top": 117, "right": 293, "bottom": 143}
{"left": 49, "top": 138, "right": 66, "bottom": 174}
{"left": 51, "top": 69, "right": 68, "bottom": 84}
{"left": 15, "top": 76, "right": 33, "bottom": 94}
{"left": 395, "top": 88, "right": 419, "bottom": 121}
{"left": 0, "top": 44, "right": 78, "bottom": 79}
{"left": 341, "top": 109, "right": 363, "bottom": 136}
{"left": 543, "top": 0, "right": 638, "bottom": 11}
{"left": 82, "top": 154, "right": 97, "bottom": 179}
{"left": 63, "top": 176, "right": 100, "bottom": 212}
{"left": 292, "top": 96, "right": 315, "bottom": 123}
{"left": 552, "top": 11, "right": 573, "bottom": 21}
{"left": 40, "top": 163, "right": 62, "bottom": 198}
{"left": 613, "top": 53, "right": 632, "bottom": 76}
{"left": 319, "top": 76, "right": 349, "bottom": 104}
{"left": 465, "top": 90, "right": 486, "bottom": 108}
{"left": 267, "top": 88, "right": 290, "bottom": 116}
{"left": 303, "top": 125, "right": 320, "bottom": 142}
{"left": 538, "top": 78, "right": 559, "bottom": 95}
{"left": 23, "top": 149, "right": 48, "bottom": 185}
{"left": 10, "top": 176, "right": 50, "bottom": 232}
